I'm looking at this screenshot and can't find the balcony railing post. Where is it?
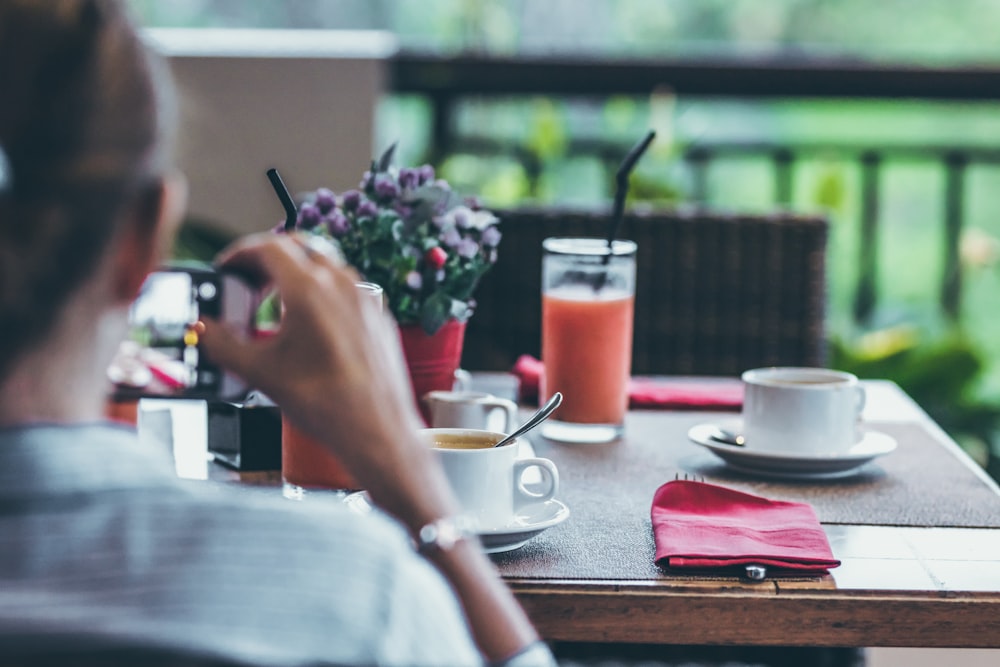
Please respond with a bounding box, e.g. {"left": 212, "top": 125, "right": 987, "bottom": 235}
{"left": 686, "top": 147, "right": 712, "bottom": 203}
{"left": 942, "top": 152, "right": 968, "bottom": 321}
{"left": 773, "top": 149, "right": 794, "bottom": 206}
{"left": 854, "top": 151, "right": 881, "bottom": 325}
{"left": 429, "top": 92, "right": 455, "bottom": 165}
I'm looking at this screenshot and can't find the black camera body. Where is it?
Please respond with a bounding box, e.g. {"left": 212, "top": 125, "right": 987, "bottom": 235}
{"left": 113, "top": 263, "right": 259, "bottom": 401}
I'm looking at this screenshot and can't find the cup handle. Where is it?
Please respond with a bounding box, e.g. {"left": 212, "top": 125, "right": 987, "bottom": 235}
{"left": 452, "top": 369, "right": 472, "bottom": 392}
{"left": 512, "top": 457, "right": 559, "bottom": 511}
{"left": 484, "top": 398, "right": 519, "bottom": 433}
{"left": 855, "top": 385, "right": 867, "bottom": 419}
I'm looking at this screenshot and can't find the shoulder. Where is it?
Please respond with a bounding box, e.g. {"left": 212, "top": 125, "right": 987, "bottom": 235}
{"left": 108, "top": 482, "right": 484, "bottom": 664}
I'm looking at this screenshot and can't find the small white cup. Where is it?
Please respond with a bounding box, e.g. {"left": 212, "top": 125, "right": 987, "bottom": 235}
{"left": 424, "top": 390, "right": 518, "bottom": 432}
{"left": 741, "top": 367, "right": 866, "bottom": 455}
{"left": 421, "top": 428, "right": 559, "bottom": 531}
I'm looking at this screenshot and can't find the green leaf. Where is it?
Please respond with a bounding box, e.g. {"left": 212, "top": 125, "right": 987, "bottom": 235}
{"left": 369, "top": 239, "right": 397, "bottom": 267}
{"left": 420, "top": 291, "right": 452, "bottom": 335}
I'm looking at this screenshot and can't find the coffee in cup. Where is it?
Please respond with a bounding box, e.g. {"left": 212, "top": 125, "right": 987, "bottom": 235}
{"left": 421, "top": 428, "right": 559, "bottom": 531}
{"left": 740, "top": 367, "right": 866, "bottom": 455}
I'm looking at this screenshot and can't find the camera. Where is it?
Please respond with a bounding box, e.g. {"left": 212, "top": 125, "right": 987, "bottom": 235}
{"left": 109, "top": 263, "right": 260, "bottom": 401}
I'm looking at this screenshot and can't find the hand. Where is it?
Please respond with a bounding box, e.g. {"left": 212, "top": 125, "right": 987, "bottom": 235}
{"left": 200, "top": 233, "right": 459, "bottom": 528}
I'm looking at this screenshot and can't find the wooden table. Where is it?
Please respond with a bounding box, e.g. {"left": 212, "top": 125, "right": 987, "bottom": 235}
{"left": 493, "top": 380, "right": 1000, "bottom": 649}
{"left": 152, "top": 379, "right": 1000, "bottom": 650}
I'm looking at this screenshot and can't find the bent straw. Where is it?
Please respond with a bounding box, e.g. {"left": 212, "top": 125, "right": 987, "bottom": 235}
{"left": 603, "top": 130, "right": 656, "bottom": 264}
{"left": 266, "top": 168, "right": 298, "bottom": 231}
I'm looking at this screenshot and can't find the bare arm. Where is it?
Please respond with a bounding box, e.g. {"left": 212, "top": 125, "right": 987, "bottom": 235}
{"left": 200, "top": 233, "right": 542, "bottom": 663}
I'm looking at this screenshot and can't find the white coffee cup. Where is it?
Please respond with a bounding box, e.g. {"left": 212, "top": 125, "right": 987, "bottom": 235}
{"left": 424, "top": 390, "right": 518, "bottom": 432}
{"left": 741, "top": 367, "right": 866, "bottom": 455}
{"left": 421, "top": 428, "right": 559, "bottom": 531}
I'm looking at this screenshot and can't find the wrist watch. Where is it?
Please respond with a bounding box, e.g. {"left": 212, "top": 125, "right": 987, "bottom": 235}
{"left": 414, "top": 515, "right": 477, "bottom": 555}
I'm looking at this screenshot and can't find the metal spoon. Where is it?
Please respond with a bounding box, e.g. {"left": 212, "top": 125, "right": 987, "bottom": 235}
{"left": 709, "top": 427, "right": 746, "bottom": 447}
{"left": 493, "top": 392, "right": 563, "bottom": 448}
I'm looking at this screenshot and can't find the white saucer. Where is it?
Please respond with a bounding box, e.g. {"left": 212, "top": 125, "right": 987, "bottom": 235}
{"left": 476, "top": 499, "right": 570, "bottom": 553}
{"left": 687, "top": 422, "right": 897, "bottom": 480}
{"left": 342, "top": 492, "right": 569, "bottom": 554}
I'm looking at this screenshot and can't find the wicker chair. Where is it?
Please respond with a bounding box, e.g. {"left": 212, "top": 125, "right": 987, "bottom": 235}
{"left": 463, "top": 207, "right": 829, "bottom": 376}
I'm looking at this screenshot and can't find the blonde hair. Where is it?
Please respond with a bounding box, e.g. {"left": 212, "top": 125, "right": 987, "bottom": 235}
{"left": 0, "top": 0, "right": 175, "bottom": 377}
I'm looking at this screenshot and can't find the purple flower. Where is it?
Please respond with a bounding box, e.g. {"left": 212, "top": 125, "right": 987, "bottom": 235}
{"left": 314, "top": 188, "right": 336, "bottom": 214}
{"left": 356, "top": 199, "right": 378, "bottom": 218}
{"left": 457, "top": 238, "right": 479, "bottom": 259}
{"left": 402, "top": 244, "right": 422, "bottom": 259}
{"left": 297, "top": 203, "right": 322, "bottom": 229}
{"left": 481, "top": 226, "right": 502, "bottom": 247}
{"left": 440, "top": 227, "right": 462, "bottom": 248}
{"left": 405, "top": 271, "right": 423, "bottom": 290}
{"left": 374, "top": 173, "right": 400, "bottom": 200}
{"left": 398, "top": 167, "right": 419, "bottom": 189}
{"left": 325, "top": 210, "right": 350, "bottom": 237}
{"left": 465, "top": 196, "right": 482, "bottom": 211}
{"left": 271, "top": 221, "right": 286, "bottom": 234}
{"left": 454, "top": 210, "right": 471, "bottom": 229}
{"left": 341, "top": 189, "right": 362, "bottom": 211}
{"left": 394, "top": 203, "right": 413, "bottom": 219}
{"left": 435, "top": 268, "right": 446, "bottom": 283}
{"left": 433, "top": 178, "right": 451, "bottom": 191}
{"left": 359, "top": 170, "right": 373, "bottom": 189}
{"left": 418, "top": 164, "right": 435, "bottom": 185}
{"left": 488, "top": 248, "right": 498, "bottom": 264}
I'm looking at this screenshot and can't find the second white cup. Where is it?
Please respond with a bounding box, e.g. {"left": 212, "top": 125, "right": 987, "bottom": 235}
{"left": 424, "top": 390, "right": 518, "bottom": 432}
{"left": 741, "top": 367, "right": 866, "bottom": 455}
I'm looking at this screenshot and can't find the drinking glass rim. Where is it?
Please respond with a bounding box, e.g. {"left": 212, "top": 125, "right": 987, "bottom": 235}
{"left": 543, "top": 237, "right": 637, "bottom": 257}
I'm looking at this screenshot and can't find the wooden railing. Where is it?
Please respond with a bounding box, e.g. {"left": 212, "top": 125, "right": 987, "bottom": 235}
{"left": 388, "top": 54, "right": 1000, "bottom": 325}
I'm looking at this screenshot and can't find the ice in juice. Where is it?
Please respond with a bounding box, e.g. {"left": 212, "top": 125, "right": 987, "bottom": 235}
{"left": 541, "top": 285, "right": 634, "bottom": 425}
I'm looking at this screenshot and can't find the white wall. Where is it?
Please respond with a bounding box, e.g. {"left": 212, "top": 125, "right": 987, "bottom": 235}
{"left": 145, "top": 29, "right": 395, "bottom": 236}
{"left": 869, "top": 648, "right": 1000, "bottom": 666}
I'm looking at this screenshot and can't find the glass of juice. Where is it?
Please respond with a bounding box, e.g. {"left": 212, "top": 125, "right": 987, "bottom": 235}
{"left": 282, "top": 281, "right": 383, "bottom": 499}
{"left": 539, "top": 238, "right": 636, "bottom": 443}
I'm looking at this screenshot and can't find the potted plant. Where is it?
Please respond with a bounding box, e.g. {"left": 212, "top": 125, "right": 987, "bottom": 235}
{"left": 287, "top": 145, "right": 501, "bottom": 417}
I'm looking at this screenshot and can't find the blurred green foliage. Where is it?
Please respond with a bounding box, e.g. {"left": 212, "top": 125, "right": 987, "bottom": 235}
{"left": 172, "top": 218, "right": 234, "bottom": 262}
{"left": 831, "top": 326, "right": 1000, "bottom": 479}
{"left": 131, "top": 0, "right": 1000, "bottom": 66}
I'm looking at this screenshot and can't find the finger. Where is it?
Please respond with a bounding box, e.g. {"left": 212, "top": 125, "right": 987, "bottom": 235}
{"left": 291, "top": 233, "right": 346, "bottom": 267}
{"left": 197, "top": 316, "right": 263, "bottom": 388}
{"left": 214, "top": 233, "right": 316, "bottom": 290}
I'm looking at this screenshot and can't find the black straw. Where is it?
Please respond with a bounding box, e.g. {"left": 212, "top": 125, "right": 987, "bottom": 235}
{"left": 267, "top": 168, "right": 298, "bottom": 231}
{"left": 603, "top": 130, "right": 656, "bottom": 263}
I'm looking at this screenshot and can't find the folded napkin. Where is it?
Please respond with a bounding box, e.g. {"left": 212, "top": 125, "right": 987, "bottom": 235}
{"left": 651, "top": 480, "right": 840, "bottom": 573}
{"left": 513, "top": 355, "right": 743, "bottom": 410}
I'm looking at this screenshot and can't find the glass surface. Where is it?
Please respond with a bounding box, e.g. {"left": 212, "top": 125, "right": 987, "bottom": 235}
{"left": 282, "top": 281, "right": 382, "bottom": 499}
{"left": 540, "top": 238, "right": 636, "bottom": 443}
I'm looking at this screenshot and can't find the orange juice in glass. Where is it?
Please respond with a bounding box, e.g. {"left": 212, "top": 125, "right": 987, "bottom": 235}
{"left": 282, "top": 281, "right": 383, "bottom": 499}
{"left": 540, "top": 238, "right": 636, "bottom": 443}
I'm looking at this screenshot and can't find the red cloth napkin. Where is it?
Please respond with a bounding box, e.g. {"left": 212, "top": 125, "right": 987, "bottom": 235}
{"left": 513, "top": 355, "right": 743, "bottom": 410}
{"left": 651, "top": 480, "right": 840, "bottom": 573}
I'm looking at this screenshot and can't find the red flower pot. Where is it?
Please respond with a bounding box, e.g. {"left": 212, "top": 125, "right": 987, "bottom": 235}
{"left": 398, "top": 319, "right": 466, "bottom": 424}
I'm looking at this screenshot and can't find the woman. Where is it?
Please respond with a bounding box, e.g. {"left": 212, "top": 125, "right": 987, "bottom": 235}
{"left": 0, "top": 1, "right": 552, "bottom": 665}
